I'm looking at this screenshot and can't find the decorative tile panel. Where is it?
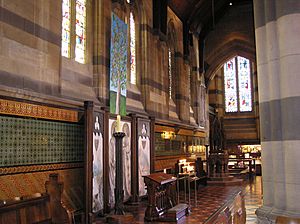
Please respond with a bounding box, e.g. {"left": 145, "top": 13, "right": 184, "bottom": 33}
{"left": 0, "top": 99, "right": 78, "bottom": 122}
{"left": 0, "top": 116, "right": 84, "bottom": 167}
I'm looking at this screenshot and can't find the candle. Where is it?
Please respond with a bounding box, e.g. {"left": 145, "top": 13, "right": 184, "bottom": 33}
{"left": 116, "top": 115, "right": 121, "bottom": 132}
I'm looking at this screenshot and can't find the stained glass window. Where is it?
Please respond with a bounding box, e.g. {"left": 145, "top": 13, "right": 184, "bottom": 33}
{"left": 224, "top": 56, "right": 252, "bottom": 112}
{"left": 61, "top": 0, "right": 71, "bottom": 57}
{"left": 129, "top": 12, "right": 136, "bottom": 85}
{"left": 237, "top": 56, "right": 252, "bottom": 111}
{"left": 224, "top": 58, "right": 238, "bottom": 112}
{"left": 168, "top": 48, "right": 172, "bottom": 99}
{"left": 75, "top": 0, "right": 86, "bottom": 63}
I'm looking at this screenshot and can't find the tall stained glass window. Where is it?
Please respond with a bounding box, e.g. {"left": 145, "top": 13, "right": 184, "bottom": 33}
{"left": 237, "top": 56, "right": 252, "bottom": 112}
{"left": 224, "top": 58, "right": 238, "bottom": 112}
{"left": 224, "top": 56, "right": 252, "bottom": 112}
{"left": 168, "top": 48, "right": 173, "bottom": 99}
{"left": 75, "top": 0, "right": 86, "bottom": 63}
{"left": 61, "top": 0, "right": 71, "bottom": 57}
{"left": 129, "top": 12, "right": 136, "bottom": 85}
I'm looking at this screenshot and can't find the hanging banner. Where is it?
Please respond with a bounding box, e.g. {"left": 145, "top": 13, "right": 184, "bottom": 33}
{"left": 110, "top": 13, "right": 128, "bottom": 116}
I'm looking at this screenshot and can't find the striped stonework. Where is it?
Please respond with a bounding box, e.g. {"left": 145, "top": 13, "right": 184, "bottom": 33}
{"left": 254, "top": 0, "right": 300, "bottom": 222}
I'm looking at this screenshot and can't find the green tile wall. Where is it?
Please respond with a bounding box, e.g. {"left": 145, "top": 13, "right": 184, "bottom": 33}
{"left": 155, "top": 132, "right": 183, "bottom": 156}
{"left": 0, "top": 116, "right": 84, "bottom": 167}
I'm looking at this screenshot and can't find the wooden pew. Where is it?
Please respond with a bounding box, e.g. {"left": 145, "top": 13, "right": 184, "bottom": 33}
{"left": 0, "top": 193, "right": 51, "bottom": 224}
{"left": 0, "top": 173, "right": 72, "bottom": 224}
{"left": 276, "top": 216, "right": 300, "bottom": 224}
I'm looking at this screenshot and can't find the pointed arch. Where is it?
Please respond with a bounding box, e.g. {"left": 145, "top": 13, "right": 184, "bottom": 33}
{"left": 126, "top": 0, "right": 147, "bottom": 87}
{"left": 205, "top": 39, "right": 256, "bottom": 81}
{"left": 129, "top": 11, "right": 136, "bottom": 84}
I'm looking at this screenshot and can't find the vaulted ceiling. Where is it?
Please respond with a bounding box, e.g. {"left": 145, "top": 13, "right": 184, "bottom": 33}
{"left": 168, "top": 0, "right": 252, "bottom": 38}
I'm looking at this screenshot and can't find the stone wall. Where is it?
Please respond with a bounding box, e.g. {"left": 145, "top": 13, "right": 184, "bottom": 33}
{"left": 0, "top": 0, "right": 209, "bottom": 216}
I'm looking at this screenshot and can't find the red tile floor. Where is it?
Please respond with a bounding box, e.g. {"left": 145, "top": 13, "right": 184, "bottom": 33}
{"left": 95, "top": 176, "right": 263, "bottom": 223}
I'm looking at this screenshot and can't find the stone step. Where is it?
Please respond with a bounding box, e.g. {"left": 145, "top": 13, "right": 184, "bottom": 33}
{"left": 160, "top": 203, "right": 189, "bottom": 222}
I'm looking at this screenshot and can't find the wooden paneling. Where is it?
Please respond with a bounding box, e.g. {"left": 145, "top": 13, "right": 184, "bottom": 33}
{"left": 155, "top": 154, "right": 187, "bottom": 171}
{"left": 0, "top": 194, "right": 51, "bottom": 224}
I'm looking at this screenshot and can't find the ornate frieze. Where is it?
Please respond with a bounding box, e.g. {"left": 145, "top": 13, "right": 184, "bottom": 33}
{"left": 0, "top": 99, "right": 78, "bottom": 122}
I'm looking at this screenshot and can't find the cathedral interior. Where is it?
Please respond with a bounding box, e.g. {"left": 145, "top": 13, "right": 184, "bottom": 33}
{"left": 0, "top": 0, "right": 299, "bottom": 223}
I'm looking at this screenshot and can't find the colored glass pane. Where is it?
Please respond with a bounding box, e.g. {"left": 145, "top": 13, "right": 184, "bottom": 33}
{"left": 61, "top": 0, "right": 71, "bottom": 57}
{"left": 75, "top": 0, "right": 86, "bottom": 63}
{"left": 238, "top": 56, "right": 252, "bottom": 112}
{"left": 224, "top": 58, "right": 238, "bottom": 112}
{"left": 130, "top": 12, "right": 136, "bottom": 85}
{"left": 168, "top": 48, "right": 172, "bottom": 99}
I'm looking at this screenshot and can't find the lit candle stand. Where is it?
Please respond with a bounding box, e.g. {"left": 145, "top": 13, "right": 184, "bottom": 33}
{"left": 111, "top": 115, "right": 127, "bottom": 216}
{"left": 188, "top": 145, "right": 206, "bottom": 160}
{"left": 176, "top": 159, "right": 199, "bottom": 208}
{"left": 107, "top": 116, "right": 135, "bottom": 223}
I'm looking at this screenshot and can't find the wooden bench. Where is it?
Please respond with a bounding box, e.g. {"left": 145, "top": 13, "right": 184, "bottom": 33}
{"left": 0, "top": 173, "right": 75, "bottom": 224}
{"left": 0, "top": 193, "right": 51, "bottom": 224}
{"left": 276, "top": 216, "right": 300, "bottom": 224}
{"left": 164, "top": 203, "right": 189, "bottom": 221}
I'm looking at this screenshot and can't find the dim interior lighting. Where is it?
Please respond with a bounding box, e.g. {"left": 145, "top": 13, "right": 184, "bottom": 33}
{"left": 188, "top": 145, "right": 206, "bottom": 154}
{"left": 161, "top": 131, "right": 176, "bottom": 140}
{"left": 178, "top": 159, "right": 195, "bottom": 174}
{"left": 239, "top": 144, "right": 261, "bottom": 153}
{"left": 229, "top": 2, "right": 233, "bottom": 6}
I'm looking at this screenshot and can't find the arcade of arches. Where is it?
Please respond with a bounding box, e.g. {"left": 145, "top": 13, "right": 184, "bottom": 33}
{"left": 0, "top": 0, "right": 299, "bottom": 223}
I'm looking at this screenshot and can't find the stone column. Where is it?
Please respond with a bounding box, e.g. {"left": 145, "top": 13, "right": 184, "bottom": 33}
{"left": 253, "top": 0, "right": 300, "bottom": 222}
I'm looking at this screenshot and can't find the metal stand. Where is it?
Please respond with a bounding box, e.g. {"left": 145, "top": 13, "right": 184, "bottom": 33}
{"left": 177, "top": 173, "right": 199, "bottom": 208}
{"left": 189, "top": 176, "right": 199, "bottom": 206}
{"left": 113, "top": 132, "right": 125, "bottom": 215}
{"left": 177, "top": 173, "right": 191, "bottom": 208}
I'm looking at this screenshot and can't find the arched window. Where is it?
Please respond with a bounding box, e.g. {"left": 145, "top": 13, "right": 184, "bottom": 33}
{"left": 61, "top": 0, "right": 71, "bottom": 58}
{"left": 61, "top": 0, "right": 87, "bottom": 64}
{"left": 168, "top": 48, "right": 173, "bottom": 99}
{"left": 129, "top": 11, "right": 136, "bottom": 84}
{"left": 75, "top": 0, "right": 87, "bottom": 63}
{"left": 167, "top": 21, "right": 176, "bottom": 101}
{"left": 224, "top": 56, "right": 252, "bottom": 112}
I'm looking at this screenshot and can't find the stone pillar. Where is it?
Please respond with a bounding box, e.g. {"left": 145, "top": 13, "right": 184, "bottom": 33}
{"left": 253, "top": 0, "right": 300, "bottom": 222}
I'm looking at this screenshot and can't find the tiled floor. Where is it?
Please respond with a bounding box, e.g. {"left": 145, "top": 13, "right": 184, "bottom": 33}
{"left": 244, "top": 176, "right": 263, "bottom": 224}
{"left": 95, "top": 176, "right": 263, "bottom": 223}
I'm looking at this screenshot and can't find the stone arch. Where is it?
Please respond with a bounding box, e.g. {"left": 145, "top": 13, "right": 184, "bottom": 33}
{"left": 205, "top": 39, "right": 256, "bottom": 84}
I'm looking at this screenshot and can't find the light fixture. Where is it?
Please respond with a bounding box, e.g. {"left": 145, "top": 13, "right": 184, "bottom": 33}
{"left": 161, "top": 131, "right": 176, "bottom": 140}
{"left": 229, "top": 2, "right": 233, "bottom": 6}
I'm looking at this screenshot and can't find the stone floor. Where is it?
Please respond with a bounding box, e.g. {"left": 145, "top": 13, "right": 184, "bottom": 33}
{"left": 95, "top": 176, "right": 263, "bottom": 223}
{"left": 244, "top": 176, "right": 263, "bottom": 224}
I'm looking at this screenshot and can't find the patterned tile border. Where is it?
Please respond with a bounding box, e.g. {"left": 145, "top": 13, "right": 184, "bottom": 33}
{"left": 0, "top": 99, "right": 78, "bottom": 122}
{"left": 0, "top": 162, "right": 84, "bottom": 175}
